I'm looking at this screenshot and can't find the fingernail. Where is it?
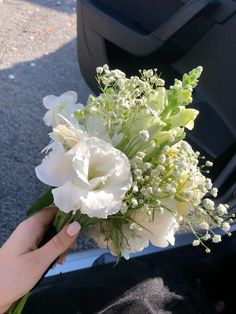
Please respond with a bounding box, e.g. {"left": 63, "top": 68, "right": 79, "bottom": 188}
{"left": 66, "top": 221, "right": 81, "bottom": 237}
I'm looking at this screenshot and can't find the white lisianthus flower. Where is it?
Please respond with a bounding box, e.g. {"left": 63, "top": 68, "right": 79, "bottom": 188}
{"left": 134, "top": 209, "right": 179, "bottom": 247}
{"left": 35, "top": 137, "right": 132, "bottom": 218}
{"left": 43, "top": 91, "right": 83, "bottom": 127}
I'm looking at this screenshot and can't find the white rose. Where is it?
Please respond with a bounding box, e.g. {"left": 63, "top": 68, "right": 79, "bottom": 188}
{"left": 134, "top": 209, "right": 179, "bottom": 247}
{"left": 35, "top": 137, "right": 132, "bottom": 218}
{"left": 43, "top": 91, "right": 83, "bottom": 127}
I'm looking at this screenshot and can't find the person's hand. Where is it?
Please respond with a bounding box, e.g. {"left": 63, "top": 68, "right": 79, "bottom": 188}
{"left": 0, "top": 206, "right": 81, "bottom": 313}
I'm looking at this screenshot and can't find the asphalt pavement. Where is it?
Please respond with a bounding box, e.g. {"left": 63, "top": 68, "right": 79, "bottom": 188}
{"left": 0, "top": 0, "right": 97, "bottom": 249}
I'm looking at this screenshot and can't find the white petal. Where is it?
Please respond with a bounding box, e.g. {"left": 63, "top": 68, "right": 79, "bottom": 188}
{"left": 35, "top": 144, "right": 73, "bottom": 187}
{"left": 135, "top": 210, "right": 179, "bottom": 248}
{"left": 43, "top": 95, "right": 58, "bottom": 109}
{"left": 71, "top": 142, "right": 90, "bottom": 185}
{"left": 80, "top": 191, "right": 120, "bottom": 218}
{"left": 52, "top": 181, "right": 86, "bottom": 213}
{"left": 86, "top": 115, "right": 111, "bottom": 142}
{"left": 60, "top": 91, "right": 78, "bottom": 105}
{"left": 89, "top": 176, "right": 107, "bottom": 189}
{"left": 43, "top": 110, "right": 53, "bottom": 126}
{"left": 69, "top": 102, "right": 84, "bottom": 113}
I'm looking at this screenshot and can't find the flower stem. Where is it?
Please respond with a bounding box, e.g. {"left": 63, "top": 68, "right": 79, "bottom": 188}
{"left": 8, "top": 292, "right": 31, "bottom": 314}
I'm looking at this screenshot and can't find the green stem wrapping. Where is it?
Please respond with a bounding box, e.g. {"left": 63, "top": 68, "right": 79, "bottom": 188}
{"left": 8, "top": 293, "right": 31, "bottom": 314}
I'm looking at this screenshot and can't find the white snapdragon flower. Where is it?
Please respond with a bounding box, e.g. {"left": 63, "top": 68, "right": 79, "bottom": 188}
{"left": 43, "top": 91, "right": 83, "bottom": 127}
{"left": 51, "top": 124, "right": 86, "bottom": 149}
{"left": 35, "top": 137, "right": 132, "bottom": 218}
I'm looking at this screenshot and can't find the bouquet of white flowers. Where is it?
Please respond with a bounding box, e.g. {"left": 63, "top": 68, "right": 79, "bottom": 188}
{"left": 10, "top": 66, "right": 233, "bottom": 313}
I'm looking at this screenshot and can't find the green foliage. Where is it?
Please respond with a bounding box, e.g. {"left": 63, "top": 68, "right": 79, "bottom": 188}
{"left": 8, "top": 293, "right": 31, "bottom": 314}
{"left": 27, "top": 189, "right": 53, "bottom": 216}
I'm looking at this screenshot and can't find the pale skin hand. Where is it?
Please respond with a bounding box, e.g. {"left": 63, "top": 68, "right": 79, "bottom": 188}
{"left": 0, "top": 207, "right": 80, "bottom": 313}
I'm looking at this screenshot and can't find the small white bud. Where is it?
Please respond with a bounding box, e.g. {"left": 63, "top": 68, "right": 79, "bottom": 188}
{"left": 199, "top": 222, "right": 210, "bottom": 230}
{"left": 137, "top": 151, "right": 145, "bottom": 159}
{"left": 144, "top": 162, "right": 152, "bottom": 170}
{"left": 222, "top": 222, "right": 230, "bottom": 232}
{"left": 131, "top": 198, "right": 138, "bottom": 207}
{"left": 192, "top": 240, "right": 200, "bottom": 246}
{"left": 162, "top": 146, "right": 169, "bottom": 153}
{"left": 169, "top": 187, "right": 177, "bottom": 194}
{"left": 212, "top": 235, "right": 222, "bottom": 243}
{"left": 210, "top": 188, "right": 218, "bottom": 197}
{"left": 159, "top": 154, "right": 166, "bottom": 164}
{"left": 132, "top": 185, "right": 138, "bottom": 193}
{"left": 205, "top": 248, "right": 211, "bottom": 253}
{"left": 216, "top": 217, "right": 224, "bottom": 224}
{"left": 139, "top": 130, "right": 149, "bottom": 141}
{"left": 96, "top": 67, "right": 103, "bottom": 74}
{"left": 202, "top": 234, "right": 211, "bottom": 240}
{"left": 217, "top": 204, "right": 228, "bottom": 216}
{"left": 146, "top": 187, "right": 153, "bottom": 194}
{"left": 134, "top": 169, "right": 142, "bottom": 176}
{"left": 205, "top": 161, "right": 213, "bottom": 167}
{"left": 121, "top": 203, "right": 128, "bottom": 214}
{"left": 203, "top": 199, "right": 215, "bottom": 210}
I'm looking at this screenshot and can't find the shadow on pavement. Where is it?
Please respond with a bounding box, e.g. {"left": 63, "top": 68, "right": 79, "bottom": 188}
{"left": 0, "top": 39, "right": 94, "bottom": 250}
{"left": 22, "top": 0, "right": 76, "bottom": 13}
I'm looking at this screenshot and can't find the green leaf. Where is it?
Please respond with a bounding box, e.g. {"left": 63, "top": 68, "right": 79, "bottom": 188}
{"left": 27, "top": 189, "right": 53, "bottom": 216}
{"left": 8, "top": 293, "right": 31, "bottom": 314}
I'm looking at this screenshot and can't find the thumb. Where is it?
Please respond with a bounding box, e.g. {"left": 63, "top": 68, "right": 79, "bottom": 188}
{"left": 37, "top": 221, "right": 81, "bottom": 267}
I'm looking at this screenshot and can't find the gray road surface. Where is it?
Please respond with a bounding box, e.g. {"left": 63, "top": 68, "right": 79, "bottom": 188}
{"left": 0, "top": 0, "right": 97, "bottom": 249}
